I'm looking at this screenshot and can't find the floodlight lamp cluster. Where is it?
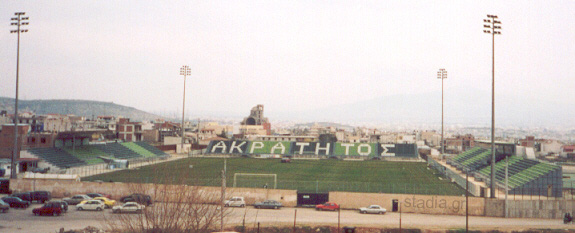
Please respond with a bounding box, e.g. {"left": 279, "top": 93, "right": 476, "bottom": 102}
{"left": 180, "top": 65, "right": 191, "bottom": 76}
{"left": 437, "top": 68, "right": 447, "bottom": 79}
{"left": 483, "top": 14, "right": 502, "bottom": 35}
{"left": 10, "top": 12, "right": 29, "bottom": 34}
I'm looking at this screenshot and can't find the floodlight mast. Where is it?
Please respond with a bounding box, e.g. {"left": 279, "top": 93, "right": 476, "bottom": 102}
{"left": 437, "top": 69, "right": 447, "bottom": 156}
{"left": 180, "top": 65, "right": 191, "bottom": 153}
{"left": 10, "top": 12, "right": 29, "bottom": 179}
{"left": 483, "top": 14, "right": 501, "bottom": 199}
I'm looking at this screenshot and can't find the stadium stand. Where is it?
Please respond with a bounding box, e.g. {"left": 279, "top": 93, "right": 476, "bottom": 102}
{"left": 134, "top": 141, "right": 169, "bottom": 157}
{"left": 62, "top": 147, "right": 105, "bottom": 165}
{"left": 26, "top": 142, "right": 168, "bottom": 169}
{"left": 123, "top": 142, "right": 157, "bottom": 158}
{"left": 92, "top": 143, "right": 143, "bottom": 159}
{"left": 27, "top": 147, "right": 87, "bottom": 168}
{"left": 450, "top": 146, "right": 562, "bottom": 197}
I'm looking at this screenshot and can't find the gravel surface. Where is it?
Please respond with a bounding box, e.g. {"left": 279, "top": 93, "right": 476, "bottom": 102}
{"left": 1, "top": 204, "right": 574, "bottom": 233}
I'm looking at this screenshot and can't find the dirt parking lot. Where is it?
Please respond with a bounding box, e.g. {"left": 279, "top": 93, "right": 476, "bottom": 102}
{"left": 1, "top": 203, "right": 574, "bottom": 233}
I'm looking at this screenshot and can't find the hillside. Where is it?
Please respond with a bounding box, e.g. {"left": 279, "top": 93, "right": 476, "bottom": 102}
{"left": 0, "top": 97, "right": 163, "bottom": 121}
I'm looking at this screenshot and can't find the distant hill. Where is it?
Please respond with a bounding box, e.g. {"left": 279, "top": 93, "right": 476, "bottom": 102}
{"left": 276, "top": 86, "right": 573, "bottom": 128}
{"left": 0, "top": 97, "right": 163, "bottom": 121}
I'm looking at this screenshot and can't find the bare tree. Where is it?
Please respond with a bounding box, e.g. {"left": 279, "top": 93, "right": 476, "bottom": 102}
{"left": 104, "top": 170, "right": 230, "bottom": 233}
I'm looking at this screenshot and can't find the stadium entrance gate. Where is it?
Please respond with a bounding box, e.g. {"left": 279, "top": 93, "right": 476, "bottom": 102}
{"left": 297, "top": 192, "right": 328, "bottom": 207}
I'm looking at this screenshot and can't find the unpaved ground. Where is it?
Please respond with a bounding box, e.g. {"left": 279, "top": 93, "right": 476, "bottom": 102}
{"left": 0, "top": 204, "right": 573, "bottom": 233}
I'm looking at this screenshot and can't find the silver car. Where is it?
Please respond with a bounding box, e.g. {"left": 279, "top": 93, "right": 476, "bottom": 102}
{"left": 224, "top": 197, "right": 245, "bottom": 207}
{"left": 359, "top": 205, "right": 386, "bottom": 214}
{"left": 112, "top": 202, "right": 145, "bottom": 214}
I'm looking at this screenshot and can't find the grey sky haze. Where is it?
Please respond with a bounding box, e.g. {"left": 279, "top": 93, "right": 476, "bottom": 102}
{"left": 1, "top": 1, "right": 574, "bottom": 123}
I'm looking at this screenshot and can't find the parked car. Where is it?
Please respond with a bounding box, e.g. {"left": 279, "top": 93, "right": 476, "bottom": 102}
{"left": 281, "top": 157, "right": 291, "bottom": 163}
{"left": 31, "top": 167, "right": 50, "bottom": 173}
{"left": 120, "top": 193, "right": 153, "bottom": 206}
{"left": 11, "top": 192, "right": 32, "bottom": 202}
{"left": 112, "top": 202, "right": 145, "bottom": 214}
{"left": 1, "top": 196, "right": 30, "bottom": 208}
{"left": 224, "top": 197, "right": 246, "bottom": 207}
{"left": 30, "top": 191, "right": 52, "bottom": 203}
{"left": 77, "top": 200, "right": 105, "bottom": 211}
{"left": 49, "top": 200, "right": 69, "bottom": 212}
{"left": 254, "top": 200, "right": 282, "bottom": 209}
{"left": 359, "top": 205, "right": 386, "bottom": 214}
{"left": 86, "top": 193, "right": 112, "bottom": 199}
{"left": 0, "top": 199, "right": 9, "bottom": 213}
{"left": 315, "top": 202, "right": 340, "bottom": 211}
{"left": 93, "top": 197, "right": 116, "bottom": 208}
{"left": 63, "top": 195, "right": 92, "bottom": 205}
{"left": 33, "top": 202, "right": 63, "bottom": 216}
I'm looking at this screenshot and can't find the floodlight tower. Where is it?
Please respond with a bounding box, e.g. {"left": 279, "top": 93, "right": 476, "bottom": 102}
{"left": 437, "top": 69, "right": 447, "bottom": 155}
{"left": 483, "top": 14, "right": 501, "bottom": 198}
{"left": 10, "top": 12, "right": 29, "bottom": 179}
{"left": 180, "top": 65, "right": 191, "bottom": 153}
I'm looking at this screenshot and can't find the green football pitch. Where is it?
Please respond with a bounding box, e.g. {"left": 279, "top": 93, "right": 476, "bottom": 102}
{"left": 84, "top": 157, "right": 466, "bottom": 195}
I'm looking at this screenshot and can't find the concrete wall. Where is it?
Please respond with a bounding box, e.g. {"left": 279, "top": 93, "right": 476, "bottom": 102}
{"left": 330, "top": 192, "right": 485, "bottom": 216}
{"left": 9, "top": 179, "right": 298, "bottom": 207}
{"left": 485, "top": 199, "right": 575, "bottom": 219}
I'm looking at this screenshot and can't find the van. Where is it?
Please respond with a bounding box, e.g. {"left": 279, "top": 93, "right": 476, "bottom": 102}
{"left": 30, "top": 191, "right": 51, "bottom": 203}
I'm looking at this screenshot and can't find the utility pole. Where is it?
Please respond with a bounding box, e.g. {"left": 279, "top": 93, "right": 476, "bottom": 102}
{"left": 10, "top": 12, "right": 29, "bottom": 179}
{"left": 221, "top": 157, "right": 227, "bottom": 232}
{"left": 466, "top": 169, "right": 469, "bottom": 233}
{"left": 505, "top": 155, "right": 509, "bottom": 217}
{"left": 483, "top": 14, "right": 502, "bottom": 198}
{"left": 437, "top": 68, "right": 447, "bottom": 156}
{"left": 180, "top": 65, "right": 191, "bottom": 154}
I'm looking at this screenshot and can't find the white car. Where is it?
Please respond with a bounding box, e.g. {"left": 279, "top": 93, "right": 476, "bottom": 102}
{"left": 112, "top": 202, "right": 145, "bottom": 213}
{"left": 76, "top": 200, "right": 105, "bottom": 211}
{"left": 359, "top": 205, "right": 387, "bottom": 214}
{"left": 224, "top": 197, "right": 245, "bottom": 207}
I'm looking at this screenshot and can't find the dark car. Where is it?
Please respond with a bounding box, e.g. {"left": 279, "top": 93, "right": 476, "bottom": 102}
{"left": 0, "top": 200, "right": 9, "bottom": 213}
{"left": 30, "top": 191, "right": 51, "bottom": 203}
{"left": 86, "top": 192, "right": 112, "bottom": 199}
{"left": 254, "top": 200, "right": 282, "bottom": 209}
{"left": 63, "top": 195, "right": 92, "bottom": 205}
{"left": 32, "top": 202, "right": 63, "bottom": 216}
{"left": 11, "top": 192, "right": 32, "bottom": 202}
{"left": 48, "top": 200, "right": 68, "bottom": 212}
{"left": 1, "top": 196, "right": 30, "bottom": 208}
{"left": 120, "top": 193, "right": 153, "bottom": 206}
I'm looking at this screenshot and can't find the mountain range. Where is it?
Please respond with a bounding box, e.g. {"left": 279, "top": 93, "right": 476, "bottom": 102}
{"left": 272, "top": 86, "right": 572, "bottom": 128}
{"left": 1, "top": 85, "right": 572, "bottom": 129}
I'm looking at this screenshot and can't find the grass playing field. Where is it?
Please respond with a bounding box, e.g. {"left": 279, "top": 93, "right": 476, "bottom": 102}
{"left": 83, "top": 157, "right": 466, "bottom": 195}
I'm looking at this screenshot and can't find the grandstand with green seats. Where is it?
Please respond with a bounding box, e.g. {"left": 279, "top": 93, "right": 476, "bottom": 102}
{"left": 207, "top": 140, "right": 418, "bottom": 158}
{"left": 447, "top": 146, "right": 562, "bottom": 197}
{"left": 26, "top": 142, "right": 169, "bottom": 169}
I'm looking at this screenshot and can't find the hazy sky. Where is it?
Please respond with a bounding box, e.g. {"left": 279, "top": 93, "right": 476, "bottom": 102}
{"left": 1, "top": 1, "right": 574, "bottom": 120}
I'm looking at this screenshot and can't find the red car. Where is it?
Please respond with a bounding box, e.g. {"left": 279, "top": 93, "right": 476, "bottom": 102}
{"left": 315, "top": 202, "right": 340, "bottom": 211}
{"left": 32, "top": 202, "right": 63, "bottom": 216}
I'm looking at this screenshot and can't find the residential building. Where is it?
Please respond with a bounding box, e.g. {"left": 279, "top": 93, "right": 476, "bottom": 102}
{"left": 117, "top": 118, "right": 142, "bottom": 142}
{"left": 540, "top": 140, "right": 563, "bottom": 156}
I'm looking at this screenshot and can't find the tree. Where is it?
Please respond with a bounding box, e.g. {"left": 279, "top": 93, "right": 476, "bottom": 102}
{"left": 103, "top": 167, "right": 230, "bottom": 233}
